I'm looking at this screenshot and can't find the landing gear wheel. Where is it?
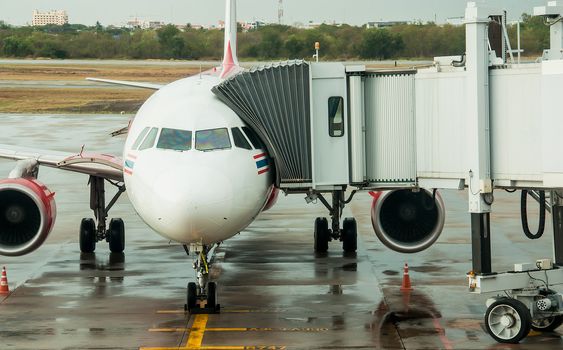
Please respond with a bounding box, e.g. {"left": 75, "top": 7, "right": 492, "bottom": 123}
{"left": 531, "top": 315, "right": 563, "bottom": 332}
{"left": 79, "top": 218, "right": 96, "bottom": 253}
{"left": 108, "top": 218, "right": 125, "bottom": 253}
{"left": 485, "top": 298, "right": 532, "bottom": 344}
{"left": 342, "top": 217, "right": 357, "bottom": 253}
{"left": 207, "top": 282, "right": 217, "bottom": 309}
{"left": 314, "top": 217, "right": 329, "bottom": 253}
{"left": 186, "top": 282, "right": 197, "bottom": 312}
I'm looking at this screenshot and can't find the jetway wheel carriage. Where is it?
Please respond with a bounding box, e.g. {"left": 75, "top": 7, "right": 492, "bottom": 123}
{"left": 468, "top": 267, "right": 563, "bottom": 343}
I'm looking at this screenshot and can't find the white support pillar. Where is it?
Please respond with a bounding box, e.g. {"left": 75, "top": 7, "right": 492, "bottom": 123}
{"left": 534, "top": 1, "right": 563, "bottom": 60}
{"left": 465, "top": 2, "right": 499, "bottom": 214}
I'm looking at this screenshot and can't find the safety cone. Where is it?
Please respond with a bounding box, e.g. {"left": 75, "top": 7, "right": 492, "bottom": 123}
{"left": 400, "top": 263, "right": 413, "bottom": 291}
{"left": 0, "top": 266, "right": 9, "bottom": 294}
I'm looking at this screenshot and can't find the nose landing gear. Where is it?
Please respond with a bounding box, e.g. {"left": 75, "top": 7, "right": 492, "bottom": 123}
{"left": 184, "top": 244, "right": 221, "bottom": 314}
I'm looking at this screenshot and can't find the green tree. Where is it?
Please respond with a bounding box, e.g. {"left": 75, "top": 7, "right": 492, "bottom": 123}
{"left": 157, "top": 24, "right": 182, "bottom": 58}
{"left": 358, "top": 29, "right": 404, "bottom": 59}
{"left": 3, "top": 36, "right": 32, "bottom": 56}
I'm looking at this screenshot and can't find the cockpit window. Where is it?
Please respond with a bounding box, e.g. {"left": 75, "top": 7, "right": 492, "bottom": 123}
{"left": 242, "top": 126, "right": 265, "bottom": 150}
{"left": 231, "top": 127, "right": 252, "bottom": 150}
{"left": 139, "top": 127, "right": 158, "bottom": 151}
{"left": 195, "top": 128, "right": 231, "bottom": 151}
{"left": 157, "top": 128, "right": 192, "bottom": 151}
{"left": 132, "top": 127, "right": 150, "bottom": 150}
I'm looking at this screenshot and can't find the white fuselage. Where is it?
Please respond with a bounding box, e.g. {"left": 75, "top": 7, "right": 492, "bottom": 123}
{"left": 122, "top": 73, "right": 273, "bottom": 245}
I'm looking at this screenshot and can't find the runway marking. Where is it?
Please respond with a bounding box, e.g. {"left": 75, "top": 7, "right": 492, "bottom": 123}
{"left": 156, "top": 310, "right": 185, "bottom": 314}
{"left": 141, "top": 346, "right": 285, "bottom": 350}
{"left": 149, "top": 327, "right": 328, "bottom": 333}
{"left": 187, "top": 315, "right": 208, "bottom": 348}
{"left": 156, "top": 308, "right": 287, "bottom": 315}
{"left": 142, "top": 312, "right": 288, "bottom": 350}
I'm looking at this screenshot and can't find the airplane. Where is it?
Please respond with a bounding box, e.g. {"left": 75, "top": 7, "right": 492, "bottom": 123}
{"left": 0, "top": 0, "right": 444, "bottom": 313}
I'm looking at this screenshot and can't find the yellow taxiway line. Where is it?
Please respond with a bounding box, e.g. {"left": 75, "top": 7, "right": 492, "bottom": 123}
{"left": 149, "top": 327, "right": 328, "bottom": 333}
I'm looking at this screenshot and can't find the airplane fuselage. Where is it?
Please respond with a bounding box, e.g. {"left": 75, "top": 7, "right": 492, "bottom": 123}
{"left": 123, "top": 74, "right": 274, "bottom": 245}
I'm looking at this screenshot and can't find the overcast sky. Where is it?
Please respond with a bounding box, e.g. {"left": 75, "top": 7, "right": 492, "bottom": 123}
{"left": 0, "top": 0, "right": 549, "bottom": 26}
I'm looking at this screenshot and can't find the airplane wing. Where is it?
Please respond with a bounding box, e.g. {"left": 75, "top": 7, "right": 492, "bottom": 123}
{"left": 86, "top": 78, "right": 163, "bottom": 90}
{"left": 0, "top": 144, "right": 123, "bottom": 182}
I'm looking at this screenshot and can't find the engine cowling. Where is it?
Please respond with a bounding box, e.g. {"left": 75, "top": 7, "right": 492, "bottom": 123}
{"left": 0, "top": 178, "right": 56, "bottom": 256}
{"left": 370, "top": 189, "right": 445, "bottom": 253}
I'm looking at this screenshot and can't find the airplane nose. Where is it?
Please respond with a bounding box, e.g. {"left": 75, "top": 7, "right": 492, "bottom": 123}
{"left": 151, "top": 163, "right": 235, "bottom": 242}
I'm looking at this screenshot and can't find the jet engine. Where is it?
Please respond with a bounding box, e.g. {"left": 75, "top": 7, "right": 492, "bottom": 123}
{"left": 370, "top": 189, "right": 445, "bottom": 253}
{"left": 0, "top": 178, "right": 56, "bottom": 256}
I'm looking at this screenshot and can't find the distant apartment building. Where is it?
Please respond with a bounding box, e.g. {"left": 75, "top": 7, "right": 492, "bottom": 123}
{"left": 32, "top": 10, "right": 68, "bottom": 26}
{"left": 126, "top": 18, "right": 164, "bottom": 30}
{"left": 366, "top": 21, "right": 409, "bottom": 29}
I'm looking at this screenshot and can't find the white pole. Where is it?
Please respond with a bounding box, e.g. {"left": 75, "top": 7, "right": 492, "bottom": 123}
{"left": 517, "top": 20, "right": 521, "bottom": 65}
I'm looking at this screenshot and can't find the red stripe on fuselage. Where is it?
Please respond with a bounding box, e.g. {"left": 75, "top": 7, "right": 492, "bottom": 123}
{"left": 258, "top": 168, "right": 269, "bottom": 175}
{"left": 253, "top": 153, "right": 267, "bottom": 159}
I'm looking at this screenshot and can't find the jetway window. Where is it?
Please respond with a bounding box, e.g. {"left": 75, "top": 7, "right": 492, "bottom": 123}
{"left": 139, "top": 127, "right": 159, "bottom": 151}
{"left": 242, "top": 126, "right": 265, "bottom": 150}
{"left": 195, "top": 128, "right": 232, "bottom": 152}
{"left": 157, "top": 128, "right": 192, "bottom": 151}
{"left": 231, "top": 127, "right": 252, "bottom": 150}
{"left": 132, "top": 127, "right": 150, "bottom": 150}
{"left": 328, "top": 96, "right": 344, "bottom": 137}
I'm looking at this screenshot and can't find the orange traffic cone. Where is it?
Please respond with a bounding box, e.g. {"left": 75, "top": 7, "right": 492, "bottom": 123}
{"left": 0, "top": 266, "right": 9, "bottom": 294}
{"left": 400, "top": 263, "right": 413, "bottom": 291}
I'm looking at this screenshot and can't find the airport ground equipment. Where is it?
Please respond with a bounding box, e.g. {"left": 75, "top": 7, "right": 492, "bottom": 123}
{"left": 214, "top": 0, "right": 563, "bottom": 338}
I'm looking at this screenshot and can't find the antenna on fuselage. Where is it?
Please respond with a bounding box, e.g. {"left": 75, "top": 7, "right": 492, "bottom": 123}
{"left": 220, "top": 0, "right": 239, "bottom": 79}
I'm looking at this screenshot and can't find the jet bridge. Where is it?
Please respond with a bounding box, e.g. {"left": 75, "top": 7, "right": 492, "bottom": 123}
{"left": 213, "top": 62, "right": 419, "bottom": 191}
{"left": 214, "top": 1, "right": 563, "bottom": 343}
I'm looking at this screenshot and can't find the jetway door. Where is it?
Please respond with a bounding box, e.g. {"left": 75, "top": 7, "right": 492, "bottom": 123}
{"left": 364, "top": 72, "right": 417, "bottom": 186}
{"left": 310, "top": 63, "right": 349, "bottom": 188}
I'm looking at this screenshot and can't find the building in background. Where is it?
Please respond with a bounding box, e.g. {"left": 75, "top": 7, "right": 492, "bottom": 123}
{"left": 126, "top": 18, "right": 164, "bottom": 29}
{"left": 366, "top": 21, "right": 409, "bottom": 29}
{"left": 31, "top": 10, "right": 68, "bottom": 26}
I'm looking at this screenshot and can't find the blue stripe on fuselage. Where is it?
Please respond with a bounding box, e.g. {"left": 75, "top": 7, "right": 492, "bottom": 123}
{"left": 255, "top": 159, "right": 268, "bottom": 169}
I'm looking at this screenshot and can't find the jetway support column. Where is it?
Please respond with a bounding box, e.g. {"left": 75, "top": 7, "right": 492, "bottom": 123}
{"left": 465, "top": 3, "right": 500, "bottom": 274}
{"left": 552, "top": 191, "right": 563, "bottom": 266}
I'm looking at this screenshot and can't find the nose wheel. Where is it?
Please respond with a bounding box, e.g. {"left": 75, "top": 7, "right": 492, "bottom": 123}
{"left": 184, "top": 244, "right": 221, "bottom": 314}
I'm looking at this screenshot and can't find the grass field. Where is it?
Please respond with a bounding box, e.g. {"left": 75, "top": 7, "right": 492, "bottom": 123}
{"left": 0, "top": 62, "right": 211, "bottom": 113}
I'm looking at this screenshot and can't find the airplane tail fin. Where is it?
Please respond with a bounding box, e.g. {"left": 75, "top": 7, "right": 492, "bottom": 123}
{"left": 220, "top": 0, "right": 239, "bottom": 79}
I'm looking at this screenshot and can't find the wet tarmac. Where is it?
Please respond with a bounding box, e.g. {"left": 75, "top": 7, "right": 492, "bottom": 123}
{"left": 0, "top": 114, "right": 562, "bottom": 349}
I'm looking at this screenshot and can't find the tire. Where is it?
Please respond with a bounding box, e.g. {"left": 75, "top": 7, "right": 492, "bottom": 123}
{"left": 485, "top": 298, "right": 532, "bottom": 344}
{"left": 108, "top": 218, "right": 125, "bottom": 253}
{"left": 314, "top": 217, "right": 329, "bottom": 253}
{"left": 79, "top": 218, "right": 96, "bottom": 253}
{"left": 207, "top": 282, "right": 217, "bottom": 308}
{"left": 187, "top": 282, "right": 197, "bottom": 311}
{"left": 531, "top": 315, "right": 563, "bottom": 332}
{"left": 342, "top": 217, "right": 358, "bottom": 253}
